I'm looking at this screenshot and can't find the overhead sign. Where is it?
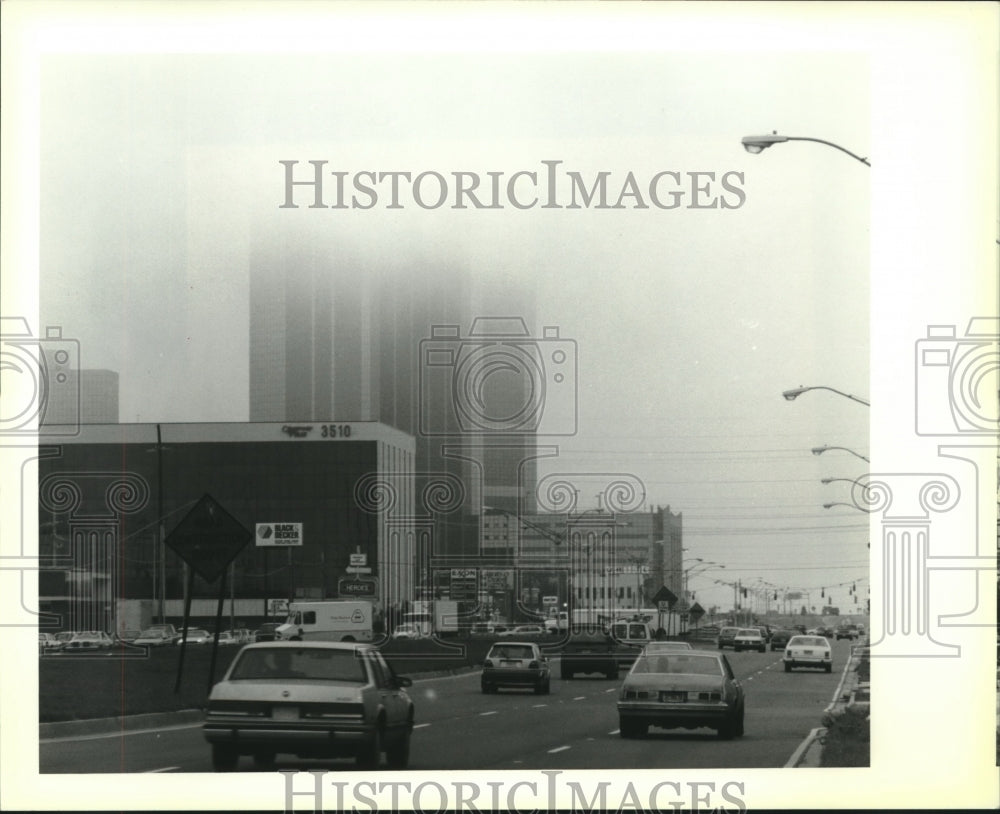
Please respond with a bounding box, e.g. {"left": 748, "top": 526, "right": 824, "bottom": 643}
{"left": 255, "top": 522, "right": 303, "bottom": 547}
{"left": 165, "top": 494, "right": 251, "bottom": 583}
{"left": 346, "top": 566, "right": 372, "bottom": 574}
{"left": 338, "top": 577, "right": 378, "bottom": 598}
{"left": 542, "top": 595, "right": 559, "bottom": 606}
{"left": 349, "top": 553, "right": 367, "bottom": 566}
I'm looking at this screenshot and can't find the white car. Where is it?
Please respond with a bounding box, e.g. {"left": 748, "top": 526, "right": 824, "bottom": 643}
{"left": 391, "top": 624, "right": 424, "bottom": 640}
{"left": 178, "top": 629, "right": 213, "bottom": 644}
{"left": 203, "top": 642, "right": 414, "bottom": 770}
{"left": 61, "top": 630, "right": 114, "bottom": 652}
{"left": 498, "top": 625, "right": 547, "bottom": 638}
{"left": 783, "top": 635, "right": 832, "bottom": 673}
{"left": 733, "top": 628, "right": 766, "bottom": 653}
{"left": 134, "top": 629, "right": 177, "bottom": 647}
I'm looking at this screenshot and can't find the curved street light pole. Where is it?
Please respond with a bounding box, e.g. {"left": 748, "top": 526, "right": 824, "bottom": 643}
{"left": 823, "top": 501, "right": 872, "bottom": 514}
{"left": 783, "top": 385, "right": 870, "bottom": 407}
{"left": 812, "top": 445, "right": 870, "bottom": 463}
{"left": 741, "top": 133, "right": 870, "bottom": 166}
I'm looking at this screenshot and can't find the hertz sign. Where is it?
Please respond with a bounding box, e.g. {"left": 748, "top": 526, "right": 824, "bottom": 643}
{"left": 338, "top": 577, "right": 378, "bottom": 598}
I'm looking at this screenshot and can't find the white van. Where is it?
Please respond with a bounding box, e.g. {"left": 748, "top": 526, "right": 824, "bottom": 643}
{"left": 275, "top": 600, "right": 376, "bottom": 643}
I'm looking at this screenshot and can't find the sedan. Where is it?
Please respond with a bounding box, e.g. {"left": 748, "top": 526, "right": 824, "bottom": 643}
{"left": 559, "top": 632, "right": 618, "bottom": 680}
{"left": 733, "top": 629, "right": 766, "bottom": 653}
{"left": 617, "top": 650, "right": 745, "bottom": 739}
{"left": 177, "top": 629, "right": 212, "bottom": 645}
{"left": 203, "top": 641, "right": 414, "bottom": 771}
{"left": 716, "top": 627, "right": 740, "bottom": 650}
{"left": 783, "top": 635, "right": 833, "bottom": 673}
{"left": 134, "top": 629, "right": 176, "bottom": 647}
{"left": 61, "top": 630, "right": 114, "bottom": 652}
{"left": 498, "top": 625, "right": 547, "bottom": 638}
{"left": 481, "top": 641, "right": 551, "bottom": 694}
{"left": 768, "top": 629, "right": 795, "bottom": 651}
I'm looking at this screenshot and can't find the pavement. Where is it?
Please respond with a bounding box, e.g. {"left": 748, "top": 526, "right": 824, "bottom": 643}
{"left": 791, "top": 641, "right": 869, "bottom": 768}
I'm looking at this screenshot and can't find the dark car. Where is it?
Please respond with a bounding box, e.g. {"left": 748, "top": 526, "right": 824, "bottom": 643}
{"left": 254, "top": 623, "right": 281, "bottom": 643}
{"left": 834, "top": 624, "right": 858, "bottom": 640}
{"left": 716, "top": 626, "right": 740, "bottom": 650}
{"left": 768, "top": 629, "right": 795, "bottom": 651}
{"left": 560, "top": 632, "right": 618, "bottom": 680}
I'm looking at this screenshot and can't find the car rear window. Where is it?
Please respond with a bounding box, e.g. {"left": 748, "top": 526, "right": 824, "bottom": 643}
{"left": 791, "top": 636, "right": 826, "bottom": 647}
{"left": 631, "top": 654, "right": 723, "bottom": 676}
{"left": 230, "top": 648, "right": 367, "bottom": 682}
{"left": 489, "top": 645, "right": 535, "bottom": 660}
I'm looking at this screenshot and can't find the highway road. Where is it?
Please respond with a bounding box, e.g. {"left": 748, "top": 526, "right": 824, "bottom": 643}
{"left": 39, "top": 640, "right": 853, "bottom": 773}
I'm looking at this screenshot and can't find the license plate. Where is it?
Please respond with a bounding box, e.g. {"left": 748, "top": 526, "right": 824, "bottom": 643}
{"left": 660, "top": 691, "right": 686, "bottom": 702}
{"left": 802, "top": 649, "right": 813, "bottom": 655}
{"left": 272, "top": 705, "right": 298, "bottom": 721}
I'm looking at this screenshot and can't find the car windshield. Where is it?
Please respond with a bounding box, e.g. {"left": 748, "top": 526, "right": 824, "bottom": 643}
{"left": 229, "top": 648, "right": 367, "bottom": 682}
{"left": 791, "top": 636, "right": 826, "bottom": 647}
{"left": 489, "top": 645, "right": 535, "bottom": 660}
{"left": 631, "top": 654, "right": 723, "bottom": 676}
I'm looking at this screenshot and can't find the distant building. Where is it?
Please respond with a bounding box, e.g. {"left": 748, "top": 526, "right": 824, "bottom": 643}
{"left": 37, "top": 421, "right": 415, "bottom": 634}
{"left": 248, "top": 246, "right": 546, "bottom": 553}
{"left": 41, "top": 368, "right": 119, "bottom": 425}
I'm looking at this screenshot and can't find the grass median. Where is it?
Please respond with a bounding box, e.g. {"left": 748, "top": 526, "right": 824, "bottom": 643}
{"left": 39, "top": 637, "right": 493, "bottom": 723}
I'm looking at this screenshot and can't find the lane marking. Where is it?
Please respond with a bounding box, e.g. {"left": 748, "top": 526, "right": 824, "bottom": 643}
{"left": 532, "top": 704, "right": 547, "bottom": 708}
{"left": 413, "top": 723, "right": 431, "bottom": 729}
{"left": 40, "top": 723, "right": 202, "bottom": 744}
{"left": 145, "top": 766, "right": 180, "bottom": 773}
{"left": 479, "top": 710, "right": 498, "bottom": 716}
{"left": 548, "top": 745, "right": 571, "bottom": 753}
{"left": 609, "top": 729, "right": 620, "bottom": 735}
{"left": 573, "top": 696, "right": 586, "bottom": 701}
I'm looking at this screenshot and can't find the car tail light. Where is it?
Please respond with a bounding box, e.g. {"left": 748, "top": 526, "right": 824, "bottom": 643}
{"left": 207, "top": 701, "right": 269, "bottom": 717}
{"left": 694, "top": 691, "right": 723, "bottom": 701}
{"left": 484, "top": 659, "right": 494, "bottom": 668}
{"left": 528, "top": 660, "right": 539, "bottom": 669}
{"left": 300, "top": 703, "right": 364, "bottom": 720}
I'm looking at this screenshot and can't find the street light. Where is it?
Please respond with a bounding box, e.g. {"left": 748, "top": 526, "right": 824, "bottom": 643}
{"left": 812, "top": 444, "right": 869, "bottom": 463}
{"left": 782, "top": 385, "right": 870, "bottom": 407}
{"left": 823, "top": 502, "right": 872, "bottom": 513}
{"left": 741, "top": 133, "right": 870, "bottom": 166}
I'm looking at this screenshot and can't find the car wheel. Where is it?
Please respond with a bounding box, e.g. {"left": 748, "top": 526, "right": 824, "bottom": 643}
{"left": 758, "top": 646, "right": 765, "bottom": 653}
{"left": 385, "top": 727, "right": 411, "bottom": 770}
{"left": 735, "top": 704, "right": 745, "bottom": 737}
{"left": 534, "top": 679, "right": 546, "bottom": 695}
{"left": 619, "top": 718, "right": 647, "bottom": 739}
{"left": 252, "top": 751, "right": 276, "bottom": 770}
{"left": 784, "top": 663, "right": 791, "bottom": 673}
{"left": 481, "top": 681, "right": 495, "bottom": 694}
{"left": 211, "top": 744, "right": 239, "bottom": 772}
{"left": 717, "top": 712, "right": 737, "bottom": 740}
{"left": 718, "top": 643, "right": 724, "bottom": 650}
{"left": 825, "top": 664, "right": 832, "bottom": 673}
{"left": 355, "top": 723, "right": 382, "bottom": 770}
{"left": 542, "top": 679, "right": 551, "bottom": 695}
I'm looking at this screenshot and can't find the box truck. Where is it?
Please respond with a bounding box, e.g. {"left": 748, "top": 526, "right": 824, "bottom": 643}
{"left": 275, "top": 600, "right": 376, "bottom": 642}
{"left": 402, "top": 600, "right": 460, "bottom": 637}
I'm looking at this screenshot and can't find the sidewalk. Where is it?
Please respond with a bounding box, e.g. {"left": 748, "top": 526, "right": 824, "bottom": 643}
{"left": 792, "top": 642, "right": 868, "bottom": 768}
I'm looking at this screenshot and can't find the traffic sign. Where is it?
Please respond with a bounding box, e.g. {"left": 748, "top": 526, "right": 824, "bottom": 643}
{"left": 651, "top": 586, "right": 678, "bottom": 607}
{"left": 166, "top": 494, "right": 251, "bottom": 583}
{"left": 349, "top": 553, "right": 367, "bottom": 566}
{"left": 338, "top": 577, "right": 378, "bottom": 598}
{"left": 346, "top": 566, "right": 372, "bottom": 574}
